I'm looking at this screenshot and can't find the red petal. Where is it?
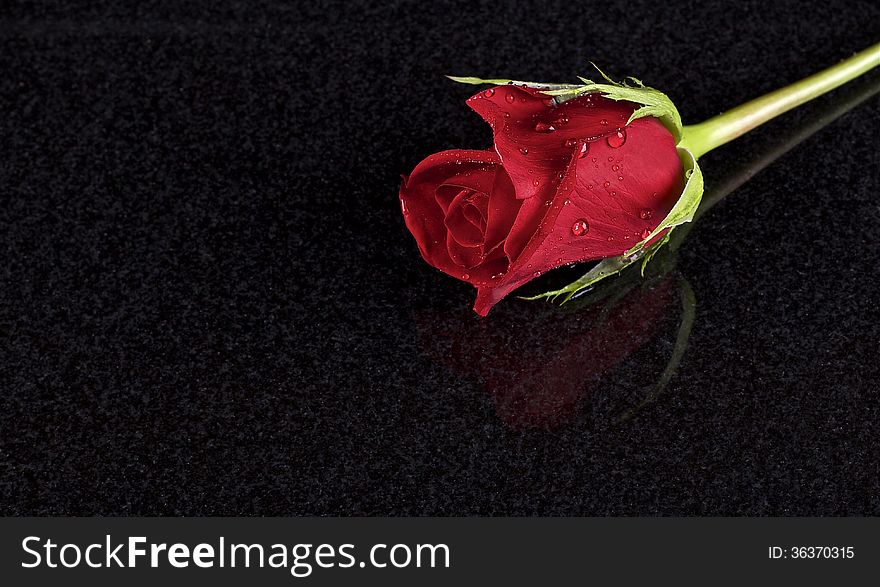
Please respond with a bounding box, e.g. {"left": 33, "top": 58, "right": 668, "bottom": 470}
{"left": 444, "top": 188, "right": 486, "bottom": 247}
{"left": 400, "top": 149, "right": 520, "bottom": 284}
{"left": 466, "top": 86, "right": 634, "bottom": 201}
{"left": 472, "top": 115, "right": 684, "bottom": 316}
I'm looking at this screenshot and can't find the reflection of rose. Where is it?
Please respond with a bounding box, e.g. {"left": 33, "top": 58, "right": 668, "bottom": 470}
{"left": 400, "top": 85, "right": 684, "bottom": 316}
{"left": 413, "top": 277, "right": 676, "bottom": 430}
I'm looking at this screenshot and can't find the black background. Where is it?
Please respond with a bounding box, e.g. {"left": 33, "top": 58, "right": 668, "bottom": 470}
{"left": 1, "top": 0, "right": 879, "bottom": 515}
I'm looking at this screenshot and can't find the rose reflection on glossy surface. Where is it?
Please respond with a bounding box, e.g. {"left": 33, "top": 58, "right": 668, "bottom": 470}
{"left": 413, "top": 273, "right": 685, "bottom": 429}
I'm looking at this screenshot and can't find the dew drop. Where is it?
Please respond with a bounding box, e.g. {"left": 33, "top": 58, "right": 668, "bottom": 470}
{"left": 462, "top": 273, "right": 470, "bottom": 279}
{"left": 571, "top": 219, "right": 590, "bottom": 236}
{"left": 519, "top": 147, "right": 529, "bottom": 155}
{"left": 607, "top": 129, "right": 627, "bottom": 148}
{"left": 612, "top": 164, "right": 620, "bottom": 172}
{"left": 607, "top": 236, "right": 615, "bottom": 242}
{"left": 578, "top": 142, "right": 589, "bottom": 158}
{"left": 563, "top": 198, "right": 571, "bottom": 205}
{"left": 542, "top": 98, "right": 555, "bottom": 107}
{"left": 504, "top": 112, "right": 511, "bottom": 118}
{"left": 600, "top": 118, "right": 608, "bottom": 126}
{"left": 482, "top": 88, "right": 495, "bottom": 98}
{"left": 564, "top": 138, "right": 579, "bottom": 148}
{"left": 505, "top": 92, "right": 516, "bottom": 104}
{"left": 603, "top": 180, "right": 611, "bottom": 188}
{"left": 641, "top": 228, "right": 651, "bottom": 239}
{"left": 639, "top": 208, "right": 653, "bottom": 220}
{"left": 533, "top": 179, "right": 540, "bottom": 187}
{"left": 617, "top": 176, "right": 624, "bottom": 181}
{"left": 534, "top": 122, "right": 556, "bottom": 133}
{"left": 556, "top": 114, "right": 570, "bottom": 125}
{"left": 611, "top": 190, "right": 617, "bottom": 196}
{"left": 544, "top": 199, "right": 551, "bottom": 206}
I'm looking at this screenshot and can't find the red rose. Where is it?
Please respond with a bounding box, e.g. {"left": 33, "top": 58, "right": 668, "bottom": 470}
{"left": 400, "top": 85, "right": 685, "bottom": 315}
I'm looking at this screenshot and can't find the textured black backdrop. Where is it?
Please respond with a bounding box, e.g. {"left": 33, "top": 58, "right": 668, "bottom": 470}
{"left": 1, "top": 1, "right": 879, "bottom": 515}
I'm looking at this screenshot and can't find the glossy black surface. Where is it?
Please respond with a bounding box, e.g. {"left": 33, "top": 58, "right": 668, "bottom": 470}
{"left": 2, "top": 1, "right": 879, "bottom": 515}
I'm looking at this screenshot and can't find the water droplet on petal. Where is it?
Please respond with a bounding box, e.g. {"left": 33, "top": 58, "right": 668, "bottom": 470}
{"left": 641, "top": 228, "right": 651, "bottom": 239}
{"left": 578, "top": 142, "right": 589, "bottom": 158}
{"left": 519, "top": 147, "right": 529, "bottom": 155}
{"left": 505, "top": 92, "right": 516, "bottom": 104}
{"left": 542, "top": 98, "right": 555, "bottom": 107}
{"left": 533, "top": 179, "right": 540, "bottom": 186}
{"left": 617, "top": 176, "right": 624, "bottom": 181}
{"left": 534, "top": 122, "right": 556, "bottom": 133}
{"left": 607, "top": 129, "right": 627, "bottom": 148}
{"left": 556, "top": 114, "right": 570, "bottom": 125}
{"left": 603, "top": 180, "right": 611, "bottom": 188}
{"left": 607, "top": 236, "right": 615, "bottom": 242}
{"left": 612, "top": 164, "right": 620, "bottom": 172}
{"left": 571, "top": 219, "right": 590, "bottom": 236}
{"left": 639, "top": 208, "right": 653, "bottom": 220}
{"left": 482, "top": 88, "right": 495, "bottom": 98}
{"left": 564, "top": 138, "right": 579, "bottom": 148}
{"left": 462, "top": 273, "right": 470, "bottom": 279}
{"left": 600, "top": 118, "right": 608, "bottom": 125}
{"left": 504, "top": 112, "right": 511, "bottom": 118}
{"left": 563, "top": 198, "right": 571, "bottom": 205}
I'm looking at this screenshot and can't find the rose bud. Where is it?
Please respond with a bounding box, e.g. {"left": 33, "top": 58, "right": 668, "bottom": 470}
{"left": 400, "top": 77, "right": 700, "bottom": 316}
{"left": 400, "top": 43, "right": 879, "bottom": 315}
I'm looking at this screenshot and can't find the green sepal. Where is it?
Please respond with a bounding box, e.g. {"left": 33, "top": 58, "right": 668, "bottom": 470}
{"left": 445, "top": 75, "right": 579, "bottom": 91}
{"left": 518, "top": 234, "right": 667, "bottom": 304}
{"left": 543, "top": 64, "right": 683, "bottom": 142}
{"left": 445, "top": 75, "right": 518, "bottom": 86}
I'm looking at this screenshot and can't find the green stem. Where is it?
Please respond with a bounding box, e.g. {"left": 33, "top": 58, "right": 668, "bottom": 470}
{"left": 680, "top": 42, "right": 880, "bottom": 158}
